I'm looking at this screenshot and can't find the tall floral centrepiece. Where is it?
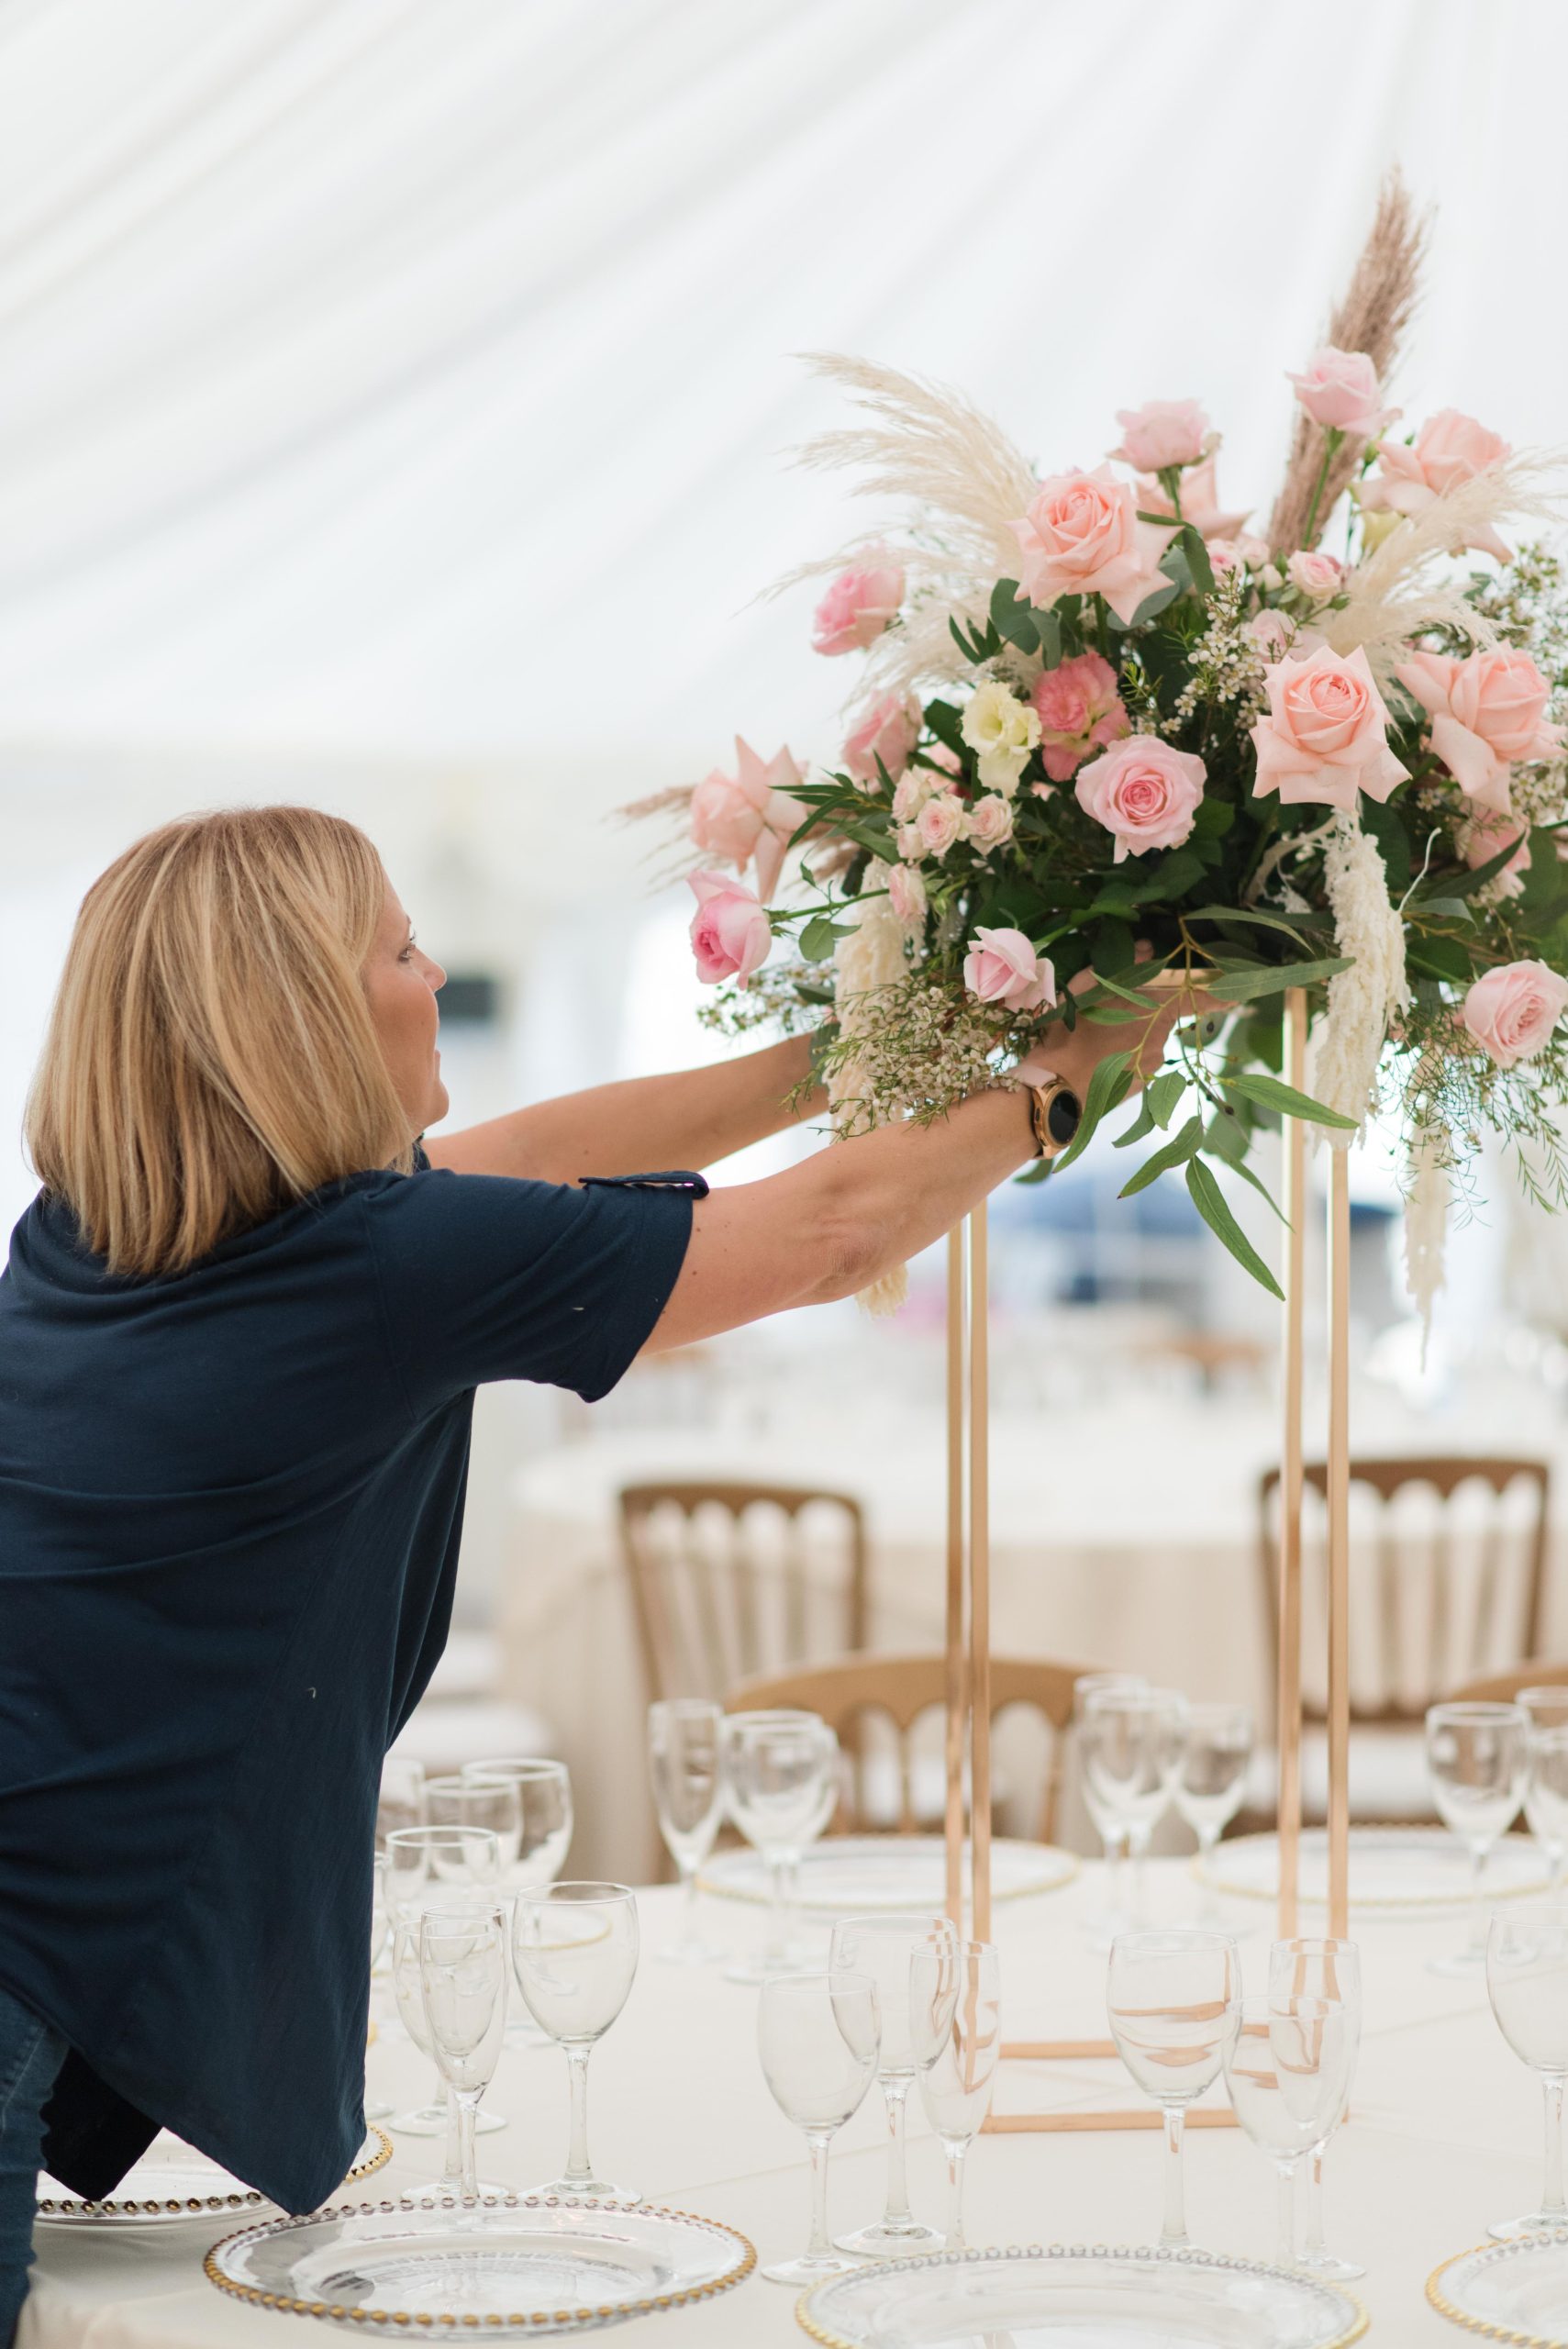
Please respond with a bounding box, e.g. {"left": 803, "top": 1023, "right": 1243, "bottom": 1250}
{"left": 652, "top": 181, "right": 1568, "bottom": 1310}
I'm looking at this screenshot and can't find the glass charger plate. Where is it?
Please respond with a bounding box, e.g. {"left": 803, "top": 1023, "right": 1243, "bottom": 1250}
{"left": 36, "top": 2125, "right": 391, "bottom": 2228}
{"left": 1429, "top": 2230, "right": 1568, "bottom": 2342}
{"left": 206, "top": 2191, "right": 755, "bottom": 2336}
{"left": 797, "top": 2244, "right": 1366, "bottom": 2348}
{"left": 1195, "top": 1824, "right": 1550, "bottom": 1912}
{"left": 700, "top": 1835, "right": 1075, "bottom": 1914}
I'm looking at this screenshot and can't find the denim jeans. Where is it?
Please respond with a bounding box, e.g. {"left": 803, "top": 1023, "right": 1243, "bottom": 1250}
{"left": 0, "top": 1984, "right": 66, "bottom": 2349}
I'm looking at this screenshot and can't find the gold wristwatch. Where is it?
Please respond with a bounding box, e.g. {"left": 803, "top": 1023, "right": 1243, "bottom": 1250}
{"left": 1029, "top": 1075, "right": 1083, "bottom": 1159}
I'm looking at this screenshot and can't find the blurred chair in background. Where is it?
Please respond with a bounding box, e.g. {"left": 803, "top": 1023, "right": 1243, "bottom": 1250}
{"left": 727, "top": 1650, "right": 1094, "bottom": 1844}
{"left": 1255, "top": 1456, "right": 1550, "bottom": 1821}
{"left": 1446, "top": 1661, "right": 1568, "bottom": 1705}
{"left": 618, "top": 1480, "right": 867, "bottom": 1703}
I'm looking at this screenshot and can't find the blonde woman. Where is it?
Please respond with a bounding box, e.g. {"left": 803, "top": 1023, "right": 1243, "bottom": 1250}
{"left": 0, "top": 805, "right": 1175, "bottom": 2338}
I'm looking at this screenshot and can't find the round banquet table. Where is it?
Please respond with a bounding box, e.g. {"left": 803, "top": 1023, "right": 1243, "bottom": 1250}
{"left": 18, "top": 1859, "right": 1563, "bottom": 2347}
{"left": 498, "top": 1379, "right": 1568, "bottom": 1878}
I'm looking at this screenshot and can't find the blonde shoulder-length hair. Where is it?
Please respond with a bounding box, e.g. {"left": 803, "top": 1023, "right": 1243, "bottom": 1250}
{"left": 27, "top": 806, "right": 414, "bottom": 1278}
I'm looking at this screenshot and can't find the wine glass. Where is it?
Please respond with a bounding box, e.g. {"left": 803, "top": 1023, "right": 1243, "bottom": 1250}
{"left": 911, "top": 1939, "right": 1000, "bottom": 2251}
{"left": 419, "top": 1904, "right": 509, "bottom": 2206}
{"left": 427, "top": 1774, "right": 523, "bottom": 1872}
{"left": 1426, "top": 1701, "right": 1527, "bottom": 1974}
{"left": 648, "top": 1699, "right": 727, "bottom": 1965}
{"left": 1082, "top": 1687, "right": 1189, "bottom": 1931}
{"left": 461, "top": 1758, "right": 573, "bottom": 1889}
{"left": 828, "top": 1911, "right": 958, "bottom": 2256}
{"left": 1073, "top": 1673, "right": 1149, "bottom": 1949}
{"left": 382, "top": 1829, "right": 503, "bottom": 2133}
{"left": 724, "top": 1711, "right": 840, "bottom": 1982}
{"left": 1269, "top": 1935, "right": 1362, "bottom": 2279}
{"left": 1107, "top": 1928, "right": 1240, "bottom": 2248}
{"left": 512, "top": 1882, "right": 639, "bottom": 2202}
{"left": 756, "top": 1971, "right": 881, "bottom": 2285}
{"left": 1224, "top": 1998, "right": 1355, "bottom": 2268}
{"left": 1486, "top": 1901, "right": 1568, "bottom": 2238}
{"left": 376, "top": 1755, "right": 427, "bottom": 1850}
{"left": 1174, "top": 1703, "right": 1253, "bottom": 1920}
{"left": 365, "top": 1854, "right": 394, "bottom": 2124}
{"left": 1525, "top": 1728, "right": 1568, "bottom": 1891}
{"left": 1519, "top": 1687, "right": 1568, "bottom": 1732}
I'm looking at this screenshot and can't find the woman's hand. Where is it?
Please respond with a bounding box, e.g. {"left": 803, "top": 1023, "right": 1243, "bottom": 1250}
{"left": 1017, "top": 968, "right": 1216, "bottom": 1097}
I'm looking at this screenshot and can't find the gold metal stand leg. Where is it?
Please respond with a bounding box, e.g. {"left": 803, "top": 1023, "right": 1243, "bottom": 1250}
{"left": 1326, "top": 1149, "right": 1352, "bottom": 1939}
{"left": 945, "top": 1222, "right": 967, "bottom": 1935}
{"left": 969, "top": 1203, "right": 993, "bottom": 1947}
{"left": 1277, "top": 990, "right": 1307, "bottom": 1940}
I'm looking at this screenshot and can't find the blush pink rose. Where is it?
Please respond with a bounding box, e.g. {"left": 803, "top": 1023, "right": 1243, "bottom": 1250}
{"left": 915, "top": 793, "right": 965, "bottom": 860}
{"left": 1248, "top": 610, "right": 1296, "bottom": 658}
{"left": 1108, "top": 399, "right": 1210, "bottom": 473}
{"left": 1460, "top": 809, "right": 1531, "bottom": 899}
{"left": 1010, "top": 465, "right": 1173, "bottom": 624}
{"left": 811, "top": 554, "right": 906, "bottom": 655}
{"left": 887, "top": 863, "right": 928, "bottom": 932}
{"left": 1030, "top": 651, "right": 1130, "bottom": 784}
{"left": 1361, "top": 409, "right": 1513, "bottom": 560}
{"left": 1286, "top": 347, "right": 1397, "bottom": 442}
{"left": 1286, "top": 551, "right": 1342, "bottom": 600}
{"left": 1251, "top": 645, "right": 1407, "bottom": 810}
{"left": 962, "top": 926, "right": 1055, "bottom": 1013}
{"left": 689, "top": 736, "right": 806, "bottom": 897}
{"left": 1462, "top": 960, "right": 1568, "bottom": 1068}
{"left": 688, "top": 869, "right": 771, "bottom": 984}
{"left": 1074, "top": 736, "right": 1207, "bottom": 862}
{"left": 843, "top": 693, "right": 922, "bottom": 784}
{"left": 1134, "top": 452, "right": 1251, "bottom": 542}
{"left": 1396, "top": 648, "right": 1562, "bottom": 813}
{"left": 966, "top": 794, "right": 1015, "bottom": 853}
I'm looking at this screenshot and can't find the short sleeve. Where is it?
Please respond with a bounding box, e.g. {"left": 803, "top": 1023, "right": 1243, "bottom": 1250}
{"left": 362, "top": 1165, "right": 696, "bottom": 1416}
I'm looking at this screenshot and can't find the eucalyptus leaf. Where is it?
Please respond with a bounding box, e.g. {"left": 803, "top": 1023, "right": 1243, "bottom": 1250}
{"left": 1050, "top": 1049, "right": 1135, "bottom": 1174}
{"left": 1118, "top": 1114, "right": 1202, "bottom": 1197}
{"left": 1186, "top": 1157, "right": 1284, "bottom": 1298}
{"left": 1219, "top": 1071, "right": 1359, "bottom": 1129}
{"left": 1207, "top": 956, "right": 1351, "bottom": 1002}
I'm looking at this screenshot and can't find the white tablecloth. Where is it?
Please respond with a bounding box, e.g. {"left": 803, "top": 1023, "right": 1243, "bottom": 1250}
{"left": 21, "top": 1861, "right": 1564, "bottom": 2345}
{"left": 498, "top": 1384, "right": 1568, "bottom": 1876}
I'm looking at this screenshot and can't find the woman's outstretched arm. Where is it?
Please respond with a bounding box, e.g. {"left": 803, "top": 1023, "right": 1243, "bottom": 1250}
{"left": 424, "top": 1035, "right": 820, "bottom": 1182}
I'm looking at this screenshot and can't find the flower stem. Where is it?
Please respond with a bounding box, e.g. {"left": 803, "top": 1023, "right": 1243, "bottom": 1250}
{"left": 1301, "top": 429, "right": 1344, "bottom": 550}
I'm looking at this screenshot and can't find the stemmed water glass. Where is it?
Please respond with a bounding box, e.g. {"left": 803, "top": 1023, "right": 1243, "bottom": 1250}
{"left": 419, "top": 1904, "right": 509, "bottom": 2207}
{"left": 1486, "top": 1901, "right": 1568, "bottom": 2237}
{"left": 1082, "top": 1687, "right": 1189, "bottom": 1932}
{"left": 1426, "top": 1701, "right": 1528, "bottom": 1974}
{"left": 376, "top": 1756, "right": 427, "bottom": 1851}
{"left": 365, "top": 1854, "right": 394, "bottom": 2124}
{"left": 1107, "top": 1928, "right": 1240, "bottom": 2248}
{"left": 1526, "top": 1729, "right": 1568, "bottom": 1890}
{"left": 512, "top": 1881, "right": 639, "bottom": 2202}
{"left": 828, "top": 1911, "right": 959, "bottom": 2256}
{"left": 1073, "top": 1673, "right": 1148, "bottom": 1948}
{"left": 724, "top": 1711, "right": 840, "bottom": 1982}
{"left": 427, "top": 1774, "right": 524, "bottom": 1872}
{"left": 756, "top": 1971, "right": 881, "bottom": 2285}
{"left": 461, "top": 1758, "right": 574, "bottom": 1889}
{"left": 1174, "top": 1704, "right": 1253, "bottom": 1920}
{"left": 1224, "top": 1998, "right": 1356, "bottom": 2268}
{"left": 1269, "top": 1934, "right": 1362, "bottom": 2279}
{"left": 911, "top": 1939, "right": 1000, "bottom": 2250}
{"left": 384, "top": 1827, "right": 503, "bottom": 2136}
{"left": 648, "top": 1699, "right": 727, "bottom": 1964}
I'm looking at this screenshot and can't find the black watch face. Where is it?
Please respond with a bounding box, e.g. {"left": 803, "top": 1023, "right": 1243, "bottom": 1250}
{"left": 1047, "top": 1088, "right": 1082, "bottom": 1146}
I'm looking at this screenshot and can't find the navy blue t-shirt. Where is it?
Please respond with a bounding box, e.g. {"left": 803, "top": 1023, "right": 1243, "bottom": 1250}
{"left": 0, "top": 1152, "right": 696, "bottom": 2211}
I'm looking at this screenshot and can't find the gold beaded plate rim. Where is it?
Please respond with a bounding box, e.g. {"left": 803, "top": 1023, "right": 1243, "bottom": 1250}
{"left": 698, "top": 1834, "right": 1078, "bottom": 1911}
{"left": 204, "top": 2191, "right": 757, "bottom": 2333}
{"left": 36, "top": 2126, "right": 393, "bottom": 2225}
{"left": 1427, "top": 2232, "right": 1568, "bottom": 2343}
{"left": 1194, "top": 1823, "right": 1551, "bottom": 1911}
{"left": 795, "top": 2243, "right": 1368, "bottom": 2349}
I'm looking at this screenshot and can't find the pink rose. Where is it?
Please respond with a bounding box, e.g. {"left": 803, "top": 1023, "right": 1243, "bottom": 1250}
{"left": 915, "top": 794, "right": 965, "bottom": 860}
{"left": 689, "top": 736, "right": 806, "bottom": 897}
{"left": 688, "top": 869, "right": 771, "bottom": 984}
{"left": 1251, "top": 645, "right": 1407, "bottom": 810}
{"left": 962, "top": 926, "right": 1055, "bottom": 1013}
{"left": 811, "top": 555, "right": 906, "bottom": 655}
{"left": 1134, "top": 452, "right": 1251, "bottom": 542}
{"left": 1462, "top": 960, "right": 1568, "bottom": 1068}
{"left": 1010, "top": 465, "right": 1173, "bottom": 624}
{"left": 843, "top": 693, "right": 922, "bottom": 784}
{"left": 1030, "top": 651, "right": 1129, "bottom": 784}
{"left": 1460, "top": 809, "right": 1531, "bottom": 900}
{"left": 966, "top": 794, "right": 1015, "bottom": 853}
{"left": 1361, "top": 410, "right": 1513, "bottom": 560}
{"left": 1287, "top": 551, "right": 1342, "bottom": 600}
{"left": 1108, "top": 399, "right": 1210, "bottom": 473}
{"left": 1248, "top": 610, "right": 1296, "bottom": 657}
{"left": 887, "top": 863, "right": 928, "bottom": 932}
{"left": 1286, "top": 347, "right": 1397, "bottom": 442}
{"left": 1074, "top": 736, "right": 1207, "bottom": 863}
{"left": 1396, "top": 648, "right": 1562, "bottom": 813}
